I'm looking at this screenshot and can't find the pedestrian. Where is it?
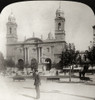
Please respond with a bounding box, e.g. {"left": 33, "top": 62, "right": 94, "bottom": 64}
{"left": 56, "top": 70, "right": 59, "bottom": 76}
{"left": 34, "top": 69, "right": 41, "bottom": 99}
{"left": 42, "top": 65, "right": 46, "bottom": 75}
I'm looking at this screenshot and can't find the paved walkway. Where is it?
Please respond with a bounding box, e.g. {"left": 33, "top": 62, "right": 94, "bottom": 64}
{"left": 0, "top": 74, "right": 95, "bottom": 100}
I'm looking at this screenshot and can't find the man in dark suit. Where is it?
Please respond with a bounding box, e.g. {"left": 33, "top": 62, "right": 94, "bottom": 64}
{"left": 34, "top": 70, "right": 41, "bottom": 99}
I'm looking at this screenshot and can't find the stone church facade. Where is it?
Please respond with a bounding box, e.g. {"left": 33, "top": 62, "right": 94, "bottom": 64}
{"left": 6, "top": 6, "right": 67, "bottom": 65}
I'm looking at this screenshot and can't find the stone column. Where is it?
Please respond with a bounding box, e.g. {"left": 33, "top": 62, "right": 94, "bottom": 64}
{"left": 37, "top": 47, "right": 39, "bottom": 63}
{"left": 24, "top": 47, "right": 28, "bottom": 64}
{"left": 40, "top": 47, "right": 42, "bottom": 63}
{"left": 24, "top": 48, "right": 26, "bottom": 63}
{"left": 25, "top": 48, "right": 26, "bottom": 63}
{"left": 38, "top": 47, "right": 40, "bottom": 63}
{"left": 37, "top": 47, "right": 42, "bottom": 63}
{"left": 51, "top": 46, "right": 54, "bottom": 62}
{"left": 26, "top": 47, "right": 28, "bottom": 64}
{"left": 28, "top": 48, "right": 29, "bottom": 64}
{"left": 23, "top": 47, "right": 25, "bottom": 63}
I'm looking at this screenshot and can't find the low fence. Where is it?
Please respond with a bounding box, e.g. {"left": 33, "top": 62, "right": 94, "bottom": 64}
{"left": 62, "top": 68, "right": 95, "bottom": 73}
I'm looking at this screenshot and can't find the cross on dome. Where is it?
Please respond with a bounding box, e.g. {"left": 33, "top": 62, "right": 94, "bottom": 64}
{"left": 56, "top": 2, "right": 64, "bottom": 18}
{"left": 8, "top": 11, "right": 16, "bottom": 23}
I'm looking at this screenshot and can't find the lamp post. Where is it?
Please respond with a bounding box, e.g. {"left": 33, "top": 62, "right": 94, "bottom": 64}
{"left": 68, "top": 43, "right": 72, "bottom": 82}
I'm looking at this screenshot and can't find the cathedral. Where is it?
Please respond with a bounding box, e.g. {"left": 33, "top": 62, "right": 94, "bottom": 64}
{"left": 6, "top": 6, "right": 67, "bottom": 65}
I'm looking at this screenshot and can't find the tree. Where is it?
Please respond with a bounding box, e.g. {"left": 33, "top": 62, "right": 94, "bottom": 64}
{"left": 18, "top": 59, "right": 24, "bottom": 71}
{"left": 0, "top": 52, "right": 5, "bottom": 71}
{"left": 5, "top": 59, "right": 15, "bottom": 68}
{"left": 87, "top": 46, "right": 95, "bottom": 67}
{"left": 58, "top": 46, "right": 79, "bottom": 82}
{"left": 58, "top": 49, "right": 79, "bottom": 69}
{"left": 31, "top": 58, "right": 38, "bottom": 71}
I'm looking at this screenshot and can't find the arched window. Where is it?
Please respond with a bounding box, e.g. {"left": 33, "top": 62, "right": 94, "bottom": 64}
{"left": 58, "top": 23, "right": 61, "bottom": 30}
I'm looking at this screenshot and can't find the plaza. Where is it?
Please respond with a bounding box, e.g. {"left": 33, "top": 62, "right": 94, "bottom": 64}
{"left": 0, "top": 73, "right": 95, "bottom": 100}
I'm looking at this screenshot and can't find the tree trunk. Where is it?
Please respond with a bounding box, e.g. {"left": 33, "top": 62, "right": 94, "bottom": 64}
{"left": 69, "top": 66, "right": 71, "bottom": 82}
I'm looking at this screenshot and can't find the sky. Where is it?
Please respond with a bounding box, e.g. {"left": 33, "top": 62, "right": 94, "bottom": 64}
{"left": 0, "top": 1, "right": 95, "bottom": 58}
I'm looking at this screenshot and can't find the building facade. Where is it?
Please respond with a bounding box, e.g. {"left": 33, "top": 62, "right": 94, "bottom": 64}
{"left": 93, "top": 25, "right": 95, "bottom": 46}
{"left": 6, "top": 7, "right": 66, "bottom": 65}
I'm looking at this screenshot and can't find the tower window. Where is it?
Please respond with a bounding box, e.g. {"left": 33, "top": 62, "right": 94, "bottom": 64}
{"left": 10, "top": 27, "right": 12, "bottom": 34}
{"left": 58, "top": 23, "right": 61, "bottom": 30}
{"left": 47, "top": 48, "right": 50, "bottom": 52}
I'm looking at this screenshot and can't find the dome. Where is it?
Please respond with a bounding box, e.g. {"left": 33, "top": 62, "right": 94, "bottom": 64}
{"left": 8, "top": 12, "right": 16, "bottom": 23}
{"left": 56, "top": 7, "right": 64, "bottom": 18}
{"left": 56, "top": 8, "right": 63, "bottom": 14}
{"left": 24, "top": 37, "right": 43, "bottom": 43}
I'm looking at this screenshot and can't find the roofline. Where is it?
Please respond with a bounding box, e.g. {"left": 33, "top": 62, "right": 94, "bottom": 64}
{"left": 24, "top": 37, "right": 43, "bottom": 43}
{"left": 6, "top": 40, "right": 66, "bottom": 46}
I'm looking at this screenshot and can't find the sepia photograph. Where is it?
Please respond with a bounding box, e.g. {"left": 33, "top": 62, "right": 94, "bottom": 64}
{"left": 0, "top": 1, "right": 95, "bottom": 100}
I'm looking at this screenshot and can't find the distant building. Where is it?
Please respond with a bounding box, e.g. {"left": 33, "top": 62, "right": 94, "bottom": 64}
{"left": 6, "top": 6, "right": 66, "bottom": 65}
{"left": 88, "top": 25, "right": 95, "bottom": 51}
{"left": 93, "top": 25, "right": 95, "bottom": 46}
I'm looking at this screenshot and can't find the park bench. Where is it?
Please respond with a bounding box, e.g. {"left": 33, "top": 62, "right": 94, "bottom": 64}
{"left": 13, "top": 75, "right": 26, "bottom": 81}
{"left": 46, "top": 76, "right": 60, "bottom": 81}
{"left": 47, "top": 77, "right": 60, "bottom": 81}
{"left": 47, "top": 76, "right": 62, "bottom": 81}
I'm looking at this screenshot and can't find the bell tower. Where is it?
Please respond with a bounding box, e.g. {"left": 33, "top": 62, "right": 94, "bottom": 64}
{"left": 6, "top": 12, "right": 18, "bottom": 44}
{"left": 55, "top": 4, "right": 65, "bottom": 41}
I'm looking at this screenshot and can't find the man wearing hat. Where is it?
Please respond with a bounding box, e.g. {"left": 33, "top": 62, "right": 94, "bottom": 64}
{"left": 34, "top": 70, "right": 41, "bottom": 99}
